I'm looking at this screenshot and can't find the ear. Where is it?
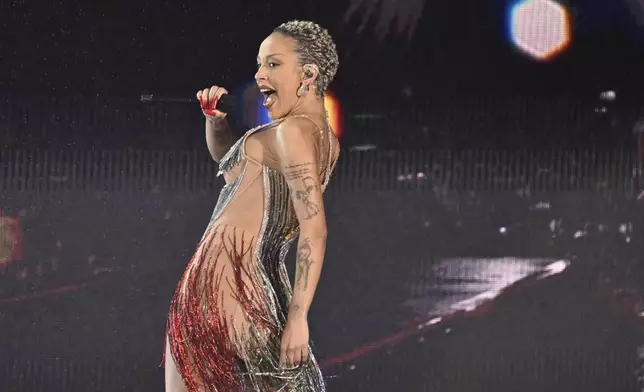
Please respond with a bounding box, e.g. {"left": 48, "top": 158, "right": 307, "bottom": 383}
{"left": 302, "top": 64, "right": 319, "bottom": 86}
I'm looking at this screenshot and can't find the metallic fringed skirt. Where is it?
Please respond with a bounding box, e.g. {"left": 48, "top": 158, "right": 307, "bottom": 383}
{"left": 163, "top": 225, "right": 325, "bottom": 391}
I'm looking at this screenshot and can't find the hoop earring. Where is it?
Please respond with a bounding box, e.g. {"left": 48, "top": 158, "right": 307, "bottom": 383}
{"left": 297, "top": 84, "right": 309, "bottom": 97}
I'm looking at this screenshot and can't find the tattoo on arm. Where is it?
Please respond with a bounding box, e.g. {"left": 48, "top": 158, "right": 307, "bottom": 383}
{"left": 294, "top": 177, "right": 320, "bottom": 220}
{"left": 295, "top": 238, "right": 314, "bottom": 290}
{"left": 284, "top": 163, "right": 314, "bottom": 180}
{"left": 285, "top": 163, "right": 321, "bottom": 220}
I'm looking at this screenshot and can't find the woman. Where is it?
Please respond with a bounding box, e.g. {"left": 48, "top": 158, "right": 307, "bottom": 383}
{"left": 163, "top": 20, "right": 340, "bottom": 392}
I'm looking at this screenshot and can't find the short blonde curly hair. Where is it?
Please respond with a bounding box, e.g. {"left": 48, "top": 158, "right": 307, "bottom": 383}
{"left": 274, "top": 20, "right": 339, "bottom": 96}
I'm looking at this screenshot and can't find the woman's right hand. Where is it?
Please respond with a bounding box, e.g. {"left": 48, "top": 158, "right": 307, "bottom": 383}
{"left": 197, "top": 85, "right": 228, "bottom": 119}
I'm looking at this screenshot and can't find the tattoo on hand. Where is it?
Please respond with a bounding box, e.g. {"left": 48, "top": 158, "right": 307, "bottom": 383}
{"left": 294, "top": 177, "right": 320, "bottom": 220}
{"left": 295, "top": 238, "right": 314, "bottom": 290}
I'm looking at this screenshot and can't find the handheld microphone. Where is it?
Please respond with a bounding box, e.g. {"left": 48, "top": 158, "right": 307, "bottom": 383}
{"left": 140, "top": 93, "right": 237, "bottom": 114}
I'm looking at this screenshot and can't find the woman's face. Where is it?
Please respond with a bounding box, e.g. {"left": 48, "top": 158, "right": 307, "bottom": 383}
{"left": 255, "top": 33, "right": 304, "bottom": 120}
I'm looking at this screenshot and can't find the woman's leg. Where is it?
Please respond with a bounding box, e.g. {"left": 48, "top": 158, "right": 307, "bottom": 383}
{"left": 164, "top": 336, "right": 189, "bottom": 392}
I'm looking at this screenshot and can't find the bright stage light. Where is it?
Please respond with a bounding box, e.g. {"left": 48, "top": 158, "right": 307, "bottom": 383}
{"left": 508, "top": 0, "right": 571, "bottom": 61}
{"left": 324, "top": 92, "right": 343, "bottom": 139}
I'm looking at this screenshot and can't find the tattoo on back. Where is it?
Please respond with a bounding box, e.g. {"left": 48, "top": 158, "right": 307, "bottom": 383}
{"left": 295, "top": 238, "right": 314, "bottom": 290}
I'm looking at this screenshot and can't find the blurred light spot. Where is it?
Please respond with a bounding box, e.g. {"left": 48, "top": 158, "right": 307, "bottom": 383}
{"left": 349, "top": 144, "right": 377, "bottom": 151}
{"left": 499, "top": 226, "right": 507, "bottom": 234}
{"left": 426, "top": 317, "right": 442, "bottom": 326}
{"left": 404, "top": 257, "right": 568, "bottom": 320}
{"left": 600, "top": 90, "right": 616, "bottom": 101}
{"left": 619, "top": 223, "right": 632, "bottom": 233}
{"left": 549, "top": 219, "right": 557, "bottom": 232}
{"left": 324, "top": 91, "right": 343, "bottom": 138}
{"left": 508, "top": 0, "right": 571, "bottom": 61}
{"left": 538, "top": 260, "right": 569, "bottom": 279}
{"left": 531, "top": 201, "right": 551, "bottom": 210}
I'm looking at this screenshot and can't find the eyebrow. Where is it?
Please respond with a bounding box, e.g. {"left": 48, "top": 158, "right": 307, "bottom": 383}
{"left": 256, "top": 53, "right": 283, "bottom": 61}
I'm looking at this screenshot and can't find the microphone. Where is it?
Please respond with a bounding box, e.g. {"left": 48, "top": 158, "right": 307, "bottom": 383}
{"left": 140, "top": 93, "right": 237, "bottom": 114}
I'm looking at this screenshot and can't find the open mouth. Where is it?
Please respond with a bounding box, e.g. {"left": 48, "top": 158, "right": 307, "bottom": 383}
{"left": 260, "top": 88, "right": 277, "bottom": 108}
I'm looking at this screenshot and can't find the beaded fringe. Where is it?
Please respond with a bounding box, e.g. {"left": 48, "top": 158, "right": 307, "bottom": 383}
{"left": 163, "top": 226, "right": 324, "bottom": 391}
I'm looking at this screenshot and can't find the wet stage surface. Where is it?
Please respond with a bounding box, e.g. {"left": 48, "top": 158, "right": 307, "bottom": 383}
{"left": 0, "top": 189, "right": 643, "bottom": 391}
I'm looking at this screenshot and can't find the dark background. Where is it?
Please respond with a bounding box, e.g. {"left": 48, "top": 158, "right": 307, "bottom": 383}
{"left": 3, "top": 0, "right": 644, "bottom": 95}
{"left": 2, "top": 0, "right": 644, "bottom": 391}
{"left": 2, "top": 0, "right": 644, "bottom": 152}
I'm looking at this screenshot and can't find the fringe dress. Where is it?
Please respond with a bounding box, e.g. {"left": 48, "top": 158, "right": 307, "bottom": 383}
{"left": 163, "top": 115, "right": 337, "bottom": 391}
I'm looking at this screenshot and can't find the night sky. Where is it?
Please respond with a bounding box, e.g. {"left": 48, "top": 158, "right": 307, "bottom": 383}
{"left": 2, "top": 0, "right": 644, "bottom": 98}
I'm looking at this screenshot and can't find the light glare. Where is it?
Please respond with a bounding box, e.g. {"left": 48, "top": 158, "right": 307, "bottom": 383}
{"left": 509, "top": 0, "right": 571, "bottom": 61}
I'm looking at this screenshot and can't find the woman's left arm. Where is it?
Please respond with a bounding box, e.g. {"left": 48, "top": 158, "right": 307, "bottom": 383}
{"left": 274, "top": 118, "right": 328, "bottom": 367}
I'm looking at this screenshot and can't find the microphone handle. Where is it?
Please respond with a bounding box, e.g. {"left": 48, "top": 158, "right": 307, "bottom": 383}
{"left": 140, "top": 94, "right": 236, "bottom": 114}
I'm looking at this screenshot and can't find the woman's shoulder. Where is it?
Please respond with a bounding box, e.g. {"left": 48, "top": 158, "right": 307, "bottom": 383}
{"left": 276, "top": 115, "right": 323, "bottom": 136}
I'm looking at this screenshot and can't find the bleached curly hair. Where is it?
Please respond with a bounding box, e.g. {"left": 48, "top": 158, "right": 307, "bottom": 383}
{"left": 273, "top": 20, "right": 339, "bottom": 96}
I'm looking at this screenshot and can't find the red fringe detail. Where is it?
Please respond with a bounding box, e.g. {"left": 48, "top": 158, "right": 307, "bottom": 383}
{"left": 162, "top": 225, "right": 277, "bottom": 391}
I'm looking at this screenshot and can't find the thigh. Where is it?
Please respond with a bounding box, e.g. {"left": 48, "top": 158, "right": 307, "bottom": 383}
{"left": 165, "top": 337, "right": 192, "bottom": 392}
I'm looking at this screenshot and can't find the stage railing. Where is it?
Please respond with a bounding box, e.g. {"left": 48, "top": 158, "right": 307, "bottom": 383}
{"left": 1, "top": 148, "right": 641, "bottom": 192}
